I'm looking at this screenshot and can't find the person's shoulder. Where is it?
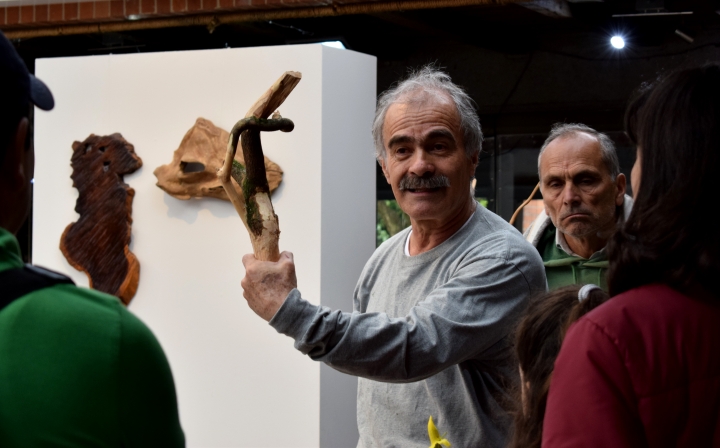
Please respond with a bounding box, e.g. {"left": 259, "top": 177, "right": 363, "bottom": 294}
{"left": 566, "top": 283, "right": 720, "bottom": 401}
{"left": 13, "top": 282, "right": 120, "bottom": 312}
{"left": 48, "top": 285, "right": 157, "bottom": 342}
{"left": 2, "top": 282, "right": 136, "bottom": 332}
{"left": 522, "top": 208, "right": 552, "bottom": 248}
{"left": 23, "top": 284, "right": 166, "bottom": 366}
{"left": 583, "top": 283, "right": 719, "bottom": 336}
{"left": 465, "top": 207, "right": 544, "bottom": 264}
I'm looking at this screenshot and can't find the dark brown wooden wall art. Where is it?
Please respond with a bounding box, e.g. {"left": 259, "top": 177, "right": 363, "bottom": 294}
{"left": 60, "top": 133, "right": 142, "bottom": 305}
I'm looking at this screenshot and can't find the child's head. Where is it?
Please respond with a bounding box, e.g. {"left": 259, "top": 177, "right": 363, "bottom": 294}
{"left": 508, "top": 284, "right": 610, "bottom": 448}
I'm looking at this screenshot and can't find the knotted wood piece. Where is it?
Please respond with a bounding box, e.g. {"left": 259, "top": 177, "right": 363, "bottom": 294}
{"left": 153, "top": 117, "right": 283, "bottom": 201}
{"left": 60, "top": 133, "right": 142, "bottom": 305}
{"left": 217, "top": 71, "right": 301, "bottom": 262}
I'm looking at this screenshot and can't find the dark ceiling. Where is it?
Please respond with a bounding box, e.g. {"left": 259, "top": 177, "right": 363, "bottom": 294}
{"left": 14, "top": 0, "right": 720, "bottom": 134}
{"left": 10, "top": 0, "right": 720, "bottom": 255}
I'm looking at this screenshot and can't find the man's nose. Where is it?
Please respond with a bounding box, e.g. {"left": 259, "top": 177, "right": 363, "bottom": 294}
{"left": 561, "top": 182, "right": 581, "bottom": 204}
{"left": 408, "top": 149, "right": 434, "bottom": 177}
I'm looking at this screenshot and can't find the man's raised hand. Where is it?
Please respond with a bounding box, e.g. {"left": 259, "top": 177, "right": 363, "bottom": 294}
{"left": 241, "top": 251, "right": 297, "bottom": 321}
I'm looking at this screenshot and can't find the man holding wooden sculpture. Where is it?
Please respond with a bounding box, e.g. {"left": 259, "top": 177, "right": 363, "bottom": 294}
{"left": 241, "top": 67, "right": 546, "bottom": 447}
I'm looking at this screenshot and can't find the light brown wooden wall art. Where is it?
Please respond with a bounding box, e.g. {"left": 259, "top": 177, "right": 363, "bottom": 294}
{"left": 154, "top": 117, "right": 283, "bottom": 201}
{"left": 60, "top": 133, "right": 142, "bottom": 305}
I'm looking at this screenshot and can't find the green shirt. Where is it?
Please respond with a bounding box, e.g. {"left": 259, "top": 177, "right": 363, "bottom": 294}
{"left": 537, "top": 224, "right": 609, "bottom": 291}
{"left": 0, "top": 227, "right": 184, "bottom": 447}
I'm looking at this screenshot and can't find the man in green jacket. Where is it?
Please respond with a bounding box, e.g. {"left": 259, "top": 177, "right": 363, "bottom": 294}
{"left": 524, "top": 123, "right": 632, "bottom": 291}
{"left": 0, "top": 31, "right": 185, "bottom": 447}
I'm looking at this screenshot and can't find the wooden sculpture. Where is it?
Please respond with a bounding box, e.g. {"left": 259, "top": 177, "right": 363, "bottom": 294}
{"left": 218, "top": 71, "right": 301, "bottom": 261}
{"left": 153, "top": 117, "right": 283, "bottom": 201}
{"left": 60, "top": 133, "right": 142, "bottom": 305}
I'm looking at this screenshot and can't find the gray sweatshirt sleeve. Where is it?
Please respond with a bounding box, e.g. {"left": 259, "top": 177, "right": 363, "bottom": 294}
{"left": 268, "top": 250, "right": 536, "bottom": 383}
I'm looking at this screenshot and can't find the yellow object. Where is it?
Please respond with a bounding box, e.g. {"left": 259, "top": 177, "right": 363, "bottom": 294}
{"left": 428, "top": 416, "right": 451, "bottom": 448}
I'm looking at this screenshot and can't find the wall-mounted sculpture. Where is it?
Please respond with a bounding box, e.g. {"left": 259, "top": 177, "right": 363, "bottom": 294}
{"left": 154, "top": 117, "right": 283, "bottom": 201}
{"left": 60, "top": 133, "right": 142, "bottom": 305}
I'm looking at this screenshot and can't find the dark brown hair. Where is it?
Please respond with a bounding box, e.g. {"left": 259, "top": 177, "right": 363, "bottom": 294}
{"left": 608, "top": 65, "right": 720, "bottom": 298}
{"left": 507, "top": 285, "right": 610, "bottom": 448}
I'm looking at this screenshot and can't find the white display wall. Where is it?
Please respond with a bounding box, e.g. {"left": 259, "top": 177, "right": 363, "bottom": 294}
{"left": 33, "top": 44, "right": 376, "bottom": 447}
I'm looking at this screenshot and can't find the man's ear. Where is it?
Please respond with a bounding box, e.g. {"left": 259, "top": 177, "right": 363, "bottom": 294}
{"left": 615, "top": 173, "right": 627, "bottom": 206}
{"left": 469, "top": 150, "right": 479, "bottom": 176}
{"left": 379, "top": 156, "right": 391, "bottom": 184}
{"left": 1, "top": 118, "right": 30, "bottom": 191}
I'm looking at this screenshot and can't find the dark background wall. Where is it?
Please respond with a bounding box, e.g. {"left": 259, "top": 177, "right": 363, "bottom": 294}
{"left": 11, "top": 0, "right": 720, "bottom": 256}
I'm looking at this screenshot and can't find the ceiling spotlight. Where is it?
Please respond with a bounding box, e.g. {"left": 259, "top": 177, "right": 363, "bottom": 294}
{"left": 610, "top": 35, "right": 625, "bottom": 49}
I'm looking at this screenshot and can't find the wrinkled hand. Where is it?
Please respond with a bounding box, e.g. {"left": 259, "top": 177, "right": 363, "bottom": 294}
{"left": 241, "top": 251, "right": 297, "bottom": 321}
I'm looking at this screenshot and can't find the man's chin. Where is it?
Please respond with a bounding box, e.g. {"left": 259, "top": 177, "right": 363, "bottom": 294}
{"left": 400, "top": 203, "right": 445, "bottom": 222}
{"left": 559, "top": 226, "right": 599, "bottom": 240}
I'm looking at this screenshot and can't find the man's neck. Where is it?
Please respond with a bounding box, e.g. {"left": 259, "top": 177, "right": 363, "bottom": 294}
{"left": 408, "top": 198, "right": 476, "bottom": 256}
{"left": 564, "top": 233, "right": 607, "bottom": 259}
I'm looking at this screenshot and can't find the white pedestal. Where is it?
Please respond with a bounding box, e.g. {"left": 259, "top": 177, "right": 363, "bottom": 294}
{"left": 34, "top": 44, "right": 377, "bottom": 447}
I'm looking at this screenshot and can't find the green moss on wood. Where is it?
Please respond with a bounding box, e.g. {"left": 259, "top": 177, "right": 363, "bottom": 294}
{"left": 242, "top": 175, "right": 263, "bottom": 235}
{"left": 231, "top": 160, "right": 245, "bottom": 186}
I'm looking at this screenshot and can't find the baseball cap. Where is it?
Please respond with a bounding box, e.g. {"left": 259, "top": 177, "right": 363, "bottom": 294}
{"left": 0, "top": 30, "right": 54, "bottom": 111}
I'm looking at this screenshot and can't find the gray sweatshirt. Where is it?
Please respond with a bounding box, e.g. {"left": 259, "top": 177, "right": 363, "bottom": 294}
{"left": 270, "top": 206, "right": 546, "bottom": 447}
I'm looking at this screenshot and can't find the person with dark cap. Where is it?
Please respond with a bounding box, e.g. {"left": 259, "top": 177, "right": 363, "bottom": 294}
{"left": 0, "top": 31, "right": 185, "bottom": 446}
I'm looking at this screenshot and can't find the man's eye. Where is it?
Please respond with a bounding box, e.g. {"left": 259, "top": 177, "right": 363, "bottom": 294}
{"left": 395, "top": 147, "right": 408, "bottom": 155}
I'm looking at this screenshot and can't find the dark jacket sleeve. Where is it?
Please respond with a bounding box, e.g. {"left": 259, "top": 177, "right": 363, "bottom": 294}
{"left": 118, "top": 308, "right": 185, "bottom": 447}
{"left": 542, "top": 318, "right": 646, "bottom": 448}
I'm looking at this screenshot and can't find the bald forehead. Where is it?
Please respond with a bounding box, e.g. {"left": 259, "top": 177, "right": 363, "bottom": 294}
{"left": 539, "top": 132, "right": 608, "bottom": 176}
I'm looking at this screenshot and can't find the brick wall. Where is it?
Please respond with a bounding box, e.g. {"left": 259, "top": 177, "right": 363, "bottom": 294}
{"left": 0, "top": 0, "right": 375, "bottom": 28}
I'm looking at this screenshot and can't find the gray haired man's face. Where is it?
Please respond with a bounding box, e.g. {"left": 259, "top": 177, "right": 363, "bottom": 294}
{"left": 379, "top": 95, "right": 477, "bottom": 227}
{"left": 539, "top": 133, "right": 626, "bottom": 240}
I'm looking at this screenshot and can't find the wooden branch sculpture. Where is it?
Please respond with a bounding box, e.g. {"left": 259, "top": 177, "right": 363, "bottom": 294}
{"left": 217, "top": 71, "right": 301, "bottom": 262}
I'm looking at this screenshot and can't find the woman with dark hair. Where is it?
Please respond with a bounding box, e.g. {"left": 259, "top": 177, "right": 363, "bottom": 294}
{"left": 542, "top": 65, "right": 720, "bottom": 446}
{"left": 508, "top": 285, "right": 609, "bottom": 448}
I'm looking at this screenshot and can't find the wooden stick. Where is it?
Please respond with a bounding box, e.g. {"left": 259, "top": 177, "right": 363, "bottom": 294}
{"left": 245, "top": 71, "right": 302, "bottom": 119}
{"left": 217, "top": 71, "right": 301, "bottom": 261}
{"left": 509, "top": 182, "right": 540, "bottom": 226}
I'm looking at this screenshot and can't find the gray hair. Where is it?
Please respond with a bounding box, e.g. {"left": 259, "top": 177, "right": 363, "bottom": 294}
{"left": 372, "top": 66, "right": 483, "bottom": 160}
{"left": 538, "top": 123, "right": 620, "bottom": 180}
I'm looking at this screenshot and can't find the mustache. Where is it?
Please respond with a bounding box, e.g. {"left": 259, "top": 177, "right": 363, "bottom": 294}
{"left": 398, "top": 174, "right": 451, "bottom": 191}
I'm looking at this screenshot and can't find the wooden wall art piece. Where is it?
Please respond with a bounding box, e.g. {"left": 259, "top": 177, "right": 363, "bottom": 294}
{"left": 60, "top": 133, "right": 142, "bottom": 305}
{"left": 153, "top": 117, "right": 283, "bottom": 201}
{"left": 218, "top": 71, "right": 301, "bottom": 262}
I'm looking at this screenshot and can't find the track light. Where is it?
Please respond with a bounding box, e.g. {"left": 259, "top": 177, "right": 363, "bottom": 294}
{"left": 610, "top": 35, "right": 626, "bottom": 49}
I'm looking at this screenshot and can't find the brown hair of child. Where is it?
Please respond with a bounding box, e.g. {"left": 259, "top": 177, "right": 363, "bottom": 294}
{"left": 507, "top": 284, "right": 610, "bottom": 448}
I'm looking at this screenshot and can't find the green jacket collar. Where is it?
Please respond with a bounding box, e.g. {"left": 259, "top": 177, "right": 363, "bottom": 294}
{"left": 539, "top": 224, "right": 609, "bottom": 268}
{"left": 0, "top": 227, "right": 24, "bottom": 273}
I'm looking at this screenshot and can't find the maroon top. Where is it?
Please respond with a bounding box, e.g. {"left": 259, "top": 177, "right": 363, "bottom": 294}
{"left": 542, "top": 283, "right": 720, "bottom": 447}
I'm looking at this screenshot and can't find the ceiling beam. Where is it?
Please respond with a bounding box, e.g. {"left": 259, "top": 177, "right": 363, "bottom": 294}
{"left": 3, "top": 0, "right": 521, "bottom": 39}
